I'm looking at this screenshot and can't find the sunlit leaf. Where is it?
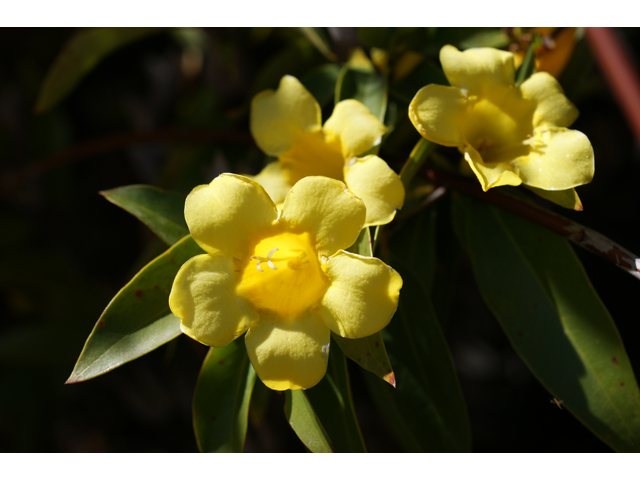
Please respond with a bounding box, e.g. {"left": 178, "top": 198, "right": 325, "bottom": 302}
{"left": 453, "top": 194, "right": 640, "bottom": 453}
{"left": 284, "top": 390, "right": 334, "bottom": 453}
{"left": 66, "top": 235, "right": 203, "bottom": 383}
{"left": 364, "top": 260, "right": 472, "bottom": 452}
{"left": 101, "top": 185, "right": 188, "bottom": 246}
{"left": 193, "top": 342, "right": 256, "bottom": 452}
{"left": 36, "top": 27, "right": 166, "bottom": 113}
{"left": 306, "top": 342, "right": 366, "bottom": 452}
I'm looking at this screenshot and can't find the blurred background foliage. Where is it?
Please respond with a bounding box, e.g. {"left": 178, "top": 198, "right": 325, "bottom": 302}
{"left": 2, "top": 27, "right": 640, "bottom": 452}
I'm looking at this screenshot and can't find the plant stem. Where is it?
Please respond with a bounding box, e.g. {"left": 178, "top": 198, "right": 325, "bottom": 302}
{"left": 425, "top": 167, "right": 640, "bottom": 282}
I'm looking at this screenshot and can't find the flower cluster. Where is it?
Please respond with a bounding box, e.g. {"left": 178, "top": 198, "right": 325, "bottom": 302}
{"left": 170, "top": 45, "right": 595, "bottom": 391}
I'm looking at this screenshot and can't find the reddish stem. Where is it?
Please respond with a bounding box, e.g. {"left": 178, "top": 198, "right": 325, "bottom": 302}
{"left": 586, "top": 27, "right": 640, "bottom": 145}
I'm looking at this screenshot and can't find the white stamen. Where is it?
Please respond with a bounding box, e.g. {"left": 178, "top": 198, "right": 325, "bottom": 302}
{"left": 267, "top": 248, "right": 278, "bottom": 259}
{"left": 267, "top": 260, "right": 277, "bottom": 270}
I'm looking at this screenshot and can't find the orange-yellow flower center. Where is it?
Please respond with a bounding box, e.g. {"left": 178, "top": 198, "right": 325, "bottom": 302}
{"left": 462, "top": 96, "right": 533, "bottom": 164}
{"left": 279, "top": 130, "right": 345, "bottom": 184}
{"left": 236, "top": 230, "right": 328, "bottom": 319}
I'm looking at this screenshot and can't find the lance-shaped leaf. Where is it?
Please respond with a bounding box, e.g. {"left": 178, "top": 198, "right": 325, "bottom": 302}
{"left": 66, "top": 235, "right": 204, "bottom": 383}
{"left": 284, "top": 390, "right": 334, "bottom": 453}
{"left": 193, "top": 342, "right": 256, "bottom": 452}
{"left": 101, "top": 185, "right": 188, "bottom": 246}
{"left": 364, "top": 263, "right": 472, "bottom": 452}
{"left": 306, "top": 341, "right": 367, "bottom": 452}
{"left": 36, "top": 27, "right": 166, "bottom": 113}
{"left": 453, "top": 194, "right": 640, "bottom": 453}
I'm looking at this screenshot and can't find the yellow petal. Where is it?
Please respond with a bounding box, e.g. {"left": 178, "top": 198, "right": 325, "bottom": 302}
{"left": 249, "top": 161, "right": 293, "bottom": 206}
{"left": 169, "top": 254, "right": 257, "bottom": 347}
{"left": 409, "top": 84, "right": 467, "bottom": 147}
{"left": 525, "top": 185, "right": 583, "bottom": 211}
{"left": 279, "top": 176, "right": 366, "bottom": 258}
{"left": 464, "top": 146, "right": 522, "bottom": 191}
{"left": 250, "top": 75, "right": 321, "bottom": 156}
{"left": 245, "top": 311, "right": 330, "bottom": 391}
{"left": 343, "top": 155, "right": 405, "bottom": 226}
{"left": 323, "top": 99, "right": 387, "bottom": 158}
{"left": 520, "top": 72, "right": 578, "bottom": 128}
{"left": 514, "top": 126, "right": 595, "bottom": 190}
{"left": 319, "top": 251, "right": 402, "bottom": 338}
{"left": 440, "top": 44, "right": 515, "bottom": 95}
{"left": 185, "top": 174, "right": 277, "bottom": 258}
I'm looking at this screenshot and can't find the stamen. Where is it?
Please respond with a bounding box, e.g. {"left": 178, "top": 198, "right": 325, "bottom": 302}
{"left": 250, "top": 248, "right": 279, "bottom": 272}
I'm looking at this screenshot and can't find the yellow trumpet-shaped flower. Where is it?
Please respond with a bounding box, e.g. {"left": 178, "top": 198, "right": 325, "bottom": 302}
{"left": 250, "top": 75, "right": 405, "bottom": 226}
{"left": 409, "top": 45, "right": 594, "bottom": 200}
{"left": 169, "top": 174, "right": 403, "bottom": 391}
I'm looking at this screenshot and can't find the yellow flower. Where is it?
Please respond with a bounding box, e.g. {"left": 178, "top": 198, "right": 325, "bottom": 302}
{"left": 409, "top": 45, "right": 594, "bottom": 196}
{"left": 169, "top": 174, "right": 402, "bottom": 391}
{"left": 250, "top": 75, "right": 405, "bottom": 227}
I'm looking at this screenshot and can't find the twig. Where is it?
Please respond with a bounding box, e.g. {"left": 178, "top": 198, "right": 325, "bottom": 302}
{"left": 425, "top": 168, "right": 640, "bottom": 282}
{"left": 0, "top": 128, "right": 253, "bottom": 200}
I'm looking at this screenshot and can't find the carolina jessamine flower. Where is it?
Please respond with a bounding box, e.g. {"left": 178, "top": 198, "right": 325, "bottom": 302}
{"left": 250, "top": 75, "right": 405, "bottom": 226}
{"left": 409, "top": 45, "right": 594, "bottom": 204}
{"left": 169, "top": 174, "right": 402, "bottom": 391}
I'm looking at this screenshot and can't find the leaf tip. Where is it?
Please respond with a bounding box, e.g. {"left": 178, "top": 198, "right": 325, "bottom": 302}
{"left": 383, "top": 370, "right": 396, "bottom": 388}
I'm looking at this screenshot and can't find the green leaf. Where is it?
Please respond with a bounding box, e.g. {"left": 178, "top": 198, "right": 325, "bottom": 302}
{"left": 299, "top": 27, "right": 337, "bottom": 62}
{"left": 335, "top": 66, "right": 388, "bottom": 121}
{"left": 453, "top": 194, "right": 640, "bottom": 453}
{"left": 101, "top": 185, "right": 188, "bottom": 246}
{"left": 284, "top": 390, "right": 334, "bottom": 453}
{"left": 36, "top": 27, "right": 166, "bottom": 113}
{"left": 331, "top": 332, "right": 395, "bottom": 387}
{"left": 193, "top": 342, "right": 257, "bottom": 452}
{"left": 306, "top": 342, "right": 366, "bottom": 452}
{"left": 365, "top": 262, "right": 472, "bottom": 452}
{"left": 300, "top": 63, "right": 342, "bottom": 108}
{"left": 66, "top": 235, "right": 204, "bottom": 383}
{"left": 515, "top": 37, "right": 538, "bottom": 87}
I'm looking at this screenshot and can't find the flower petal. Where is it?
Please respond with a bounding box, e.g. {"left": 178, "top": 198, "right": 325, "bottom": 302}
{"left": 319, "top": 251, "right": 402, "bottom": 339}
{"left": 245, "top": 311, "right": 330, "bottom": 391}
{"left": 250, "top": 75, "right": 322, "bottom": 156}
{"left": 279, "top": 176, "right": 366, "bottom": 258}
{"left": 249, "top": 161, "right": 293, "bottom": 206}
{"left": 343, "top": 155, "right": 405, "bottom": 226}
{"left": 409, "top": 84, "right": 467, "bottom": 147}
{"left": 525, "top": 185, "right": 583, "bottom": 211}
{"left": 520, "top": 72, "right": 579, "bottom": 128}
{"left": 185, "top": 174, "right": 277, "bottom": 258}
{"left": 440, "top": 44, "right": 515, "bottom": 95}
{"left": 322, "top": 99, "right": 387, "bottom": 158}
{"left": 514, "top": 126, "right": 595, "bottom": 190}
{"left": 464, "top": 146, "right": 522, "bottom": 191}
{"left": 169, "top": 254, "right": 257, "bottom": 347}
